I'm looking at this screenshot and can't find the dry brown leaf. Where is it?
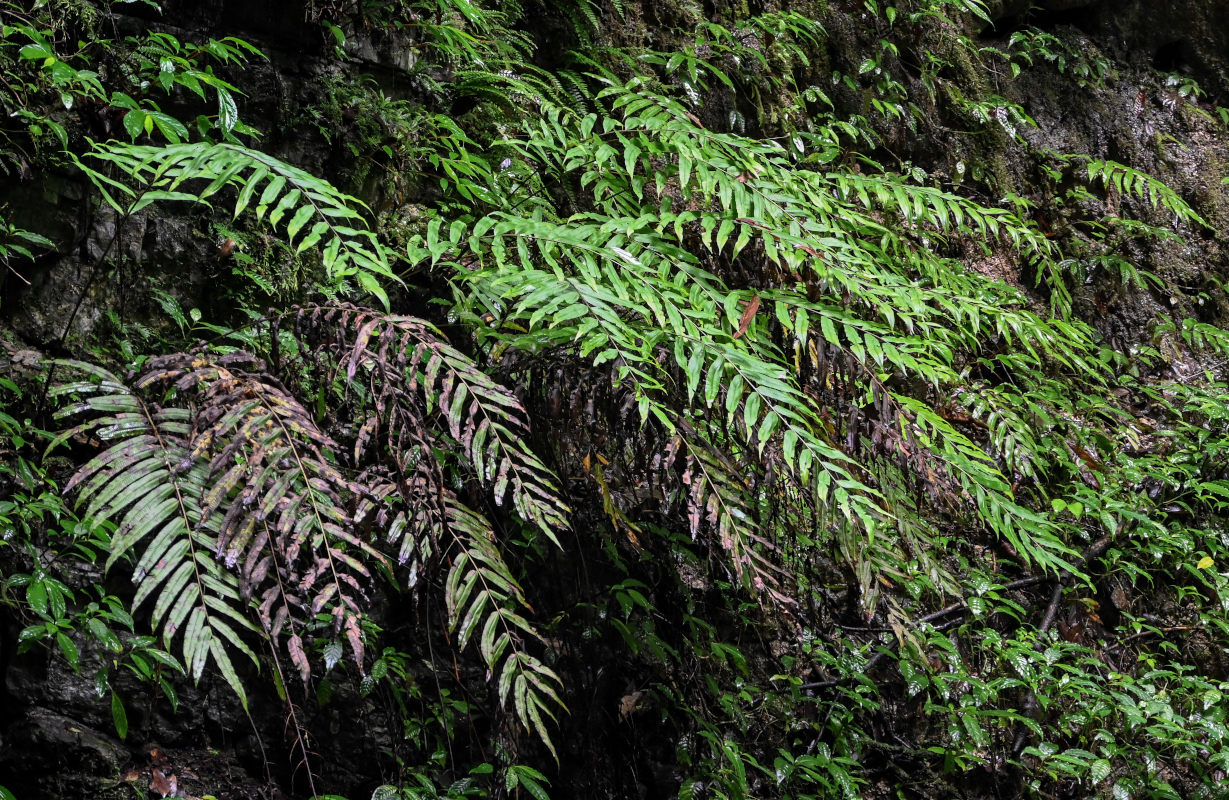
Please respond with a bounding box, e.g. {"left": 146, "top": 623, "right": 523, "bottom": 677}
{"left": 150, "top": 768, "right": 177, "bottom": 798}
{"left": 618, "top": 690, "right": 645, "bottom": 720}
{"left": 733, "top": 293, "right": 760, "bottom": 340}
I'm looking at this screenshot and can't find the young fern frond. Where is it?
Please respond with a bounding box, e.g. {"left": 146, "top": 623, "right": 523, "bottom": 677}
{"left": 74, "top": 141, "right": 399, "bottom": 306}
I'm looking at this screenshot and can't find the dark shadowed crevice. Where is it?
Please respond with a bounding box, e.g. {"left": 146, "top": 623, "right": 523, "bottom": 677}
{"left": 980, "top": 1, "right": 1105, "bottom": 41}
{"left": 1152, "top": 39, "right": 1188, "bottom": 72}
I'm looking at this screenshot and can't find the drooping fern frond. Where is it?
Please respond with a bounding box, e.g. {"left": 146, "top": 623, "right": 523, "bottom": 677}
{"left": 74, "top": 141, "right": 399, "bottom": 306}
{"left": 51, "top": 304, "right": 571, "bottom": 752}
{"left": 280, "top": 303, "right": 570, "bottom": 541}
{"left": 136, "top": 350, "right": 376, "bottom": 678}
{"left": 677, "top": 434, "right": 792, "bottom": 606}
{"left": 274, "top": 304, "right": 570, "bottom": 749}
{"left": 49, "top": 360, "right": 259, "bottom": 707}
{"left": 424, "top": 210, "right": 888, "bottom": 591}
{"left": 444, "top": 496, "right": 564, "bottom": 758}
{"left": 554, "top": 0, "right": 603, "bottom": 45}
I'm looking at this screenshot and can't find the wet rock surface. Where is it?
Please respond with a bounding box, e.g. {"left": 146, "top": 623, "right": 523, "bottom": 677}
{"left": 0, "top": 709, "right": 129, "bottom": 798}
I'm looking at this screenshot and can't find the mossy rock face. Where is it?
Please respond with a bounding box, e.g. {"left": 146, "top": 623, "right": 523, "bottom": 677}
{"left": 0, "top": 707, "right": 274, "bottom": 800}
{"left": 984, "top": 0, "right": 1033, "bottom": 19}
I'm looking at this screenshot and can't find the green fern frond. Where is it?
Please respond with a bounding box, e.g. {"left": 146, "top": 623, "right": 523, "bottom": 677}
{"left": 444, "top": 496, "right": 565, "bottom": 756}
{"left": 1086, "top": 158, "right": 1207, "bottom": 228}
{"left": 50, "top": 296, "right": 573, "bottom": 750}
{"left": 280, "top": 302, "right": 570, "bottom": 751}
{"left": 556, "top": 0, "right": 602, "bottom": 44}
{"left": 409, "top": 73, "right": 1115, "bottom": 583}
{"left": 74, "top": 141, "right": 399, "bottom": 307}
{"left": 50, "top": 360, "right": 259, "bottom": 708}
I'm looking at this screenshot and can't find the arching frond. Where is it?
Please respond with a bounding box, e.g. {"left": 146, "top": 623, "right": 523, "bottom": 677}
{"left": 51, "top": 302, "right": 571, "bottom": 752}
{"left": 1085, "top": 158, "right": 1207, "bottom": 228}
{"left": 74, "top": 141, "right": 399, "bottom": 307}
{"left": 137, "top": 350, "right": 375, "bottom": 676}
{"left": 280, "top": 303, "right": 569, "bottom": 542}
{"left": 50, "top": 360, "right": 259, "bottom": 708}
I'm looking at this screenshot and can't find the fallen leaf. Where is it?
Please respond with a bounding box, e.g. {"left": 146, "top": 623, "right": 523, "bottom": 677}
{"left": 150, "top": 768, "right": 178, "bottom": 798}
{"left": 619, "top": 690, "right": 645, "bottom": 720}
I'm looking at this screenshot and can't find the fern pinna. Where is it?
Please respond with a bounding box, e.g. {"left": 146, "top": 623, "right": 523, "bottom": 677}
{"left": 51, "top": 303, "right": 566, "bottom": 752}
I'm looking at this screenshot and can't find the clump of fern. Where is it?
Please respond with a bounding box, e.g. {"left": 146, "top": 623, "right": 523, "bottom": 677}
{"left": 50, "top": 302, "right": 567, "bottom": 753}
{"left": 412, "top": 69, "right": 1110, "bottom": 613}
{"left": 38, "top": 1, "right": 1229, "bottom": 795}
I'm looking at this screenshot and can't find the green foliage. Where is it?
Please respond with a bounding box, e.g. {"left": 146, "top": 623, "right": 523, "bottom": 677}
{"left": 446, "top": 504, "right": 565, "bottom": 757}
{"left": 48, "top": 358, "right": 262, "bottom": 707}
{"left": 1, "top": 18, "right": 261, "bottom": 151}
{"left": 417, "top": 71, "right": 1099, "bottom": 598}
{"left": 0, "top": 377, "right": 184, "bottom": 741}
{"left": 1085, "top": 158, "right": 1206, "bottom": 228}
{"left": 8, "top": 0, "right": 1229, "bottom": 798}
{"left": 381, "top": 3, "right": 1229, "bottom": 796}
{"left": 1000, "top": 27, "right": 1113, "bottom": 88}
{"left": 47, "top": 302, "right": 567, "bottom": 751}
{"left": 74, "top": 140, "right": 400, "bottom": 306}
{"left": 310, "top": 0, "right": 531, "bottom": 70}
{"left": 0, "top": 211, "right": 54, "bottom": 298}
{"left": 105, "top": 31, "right": 263, "bottom": 143}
